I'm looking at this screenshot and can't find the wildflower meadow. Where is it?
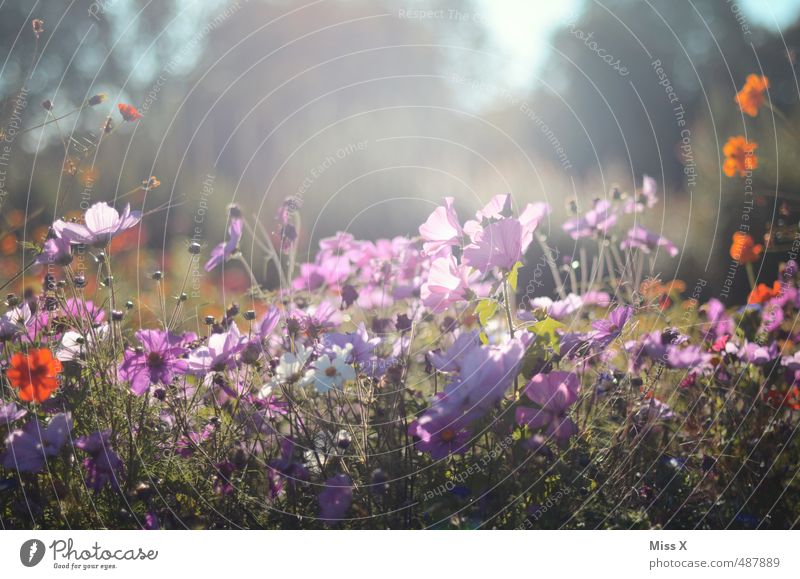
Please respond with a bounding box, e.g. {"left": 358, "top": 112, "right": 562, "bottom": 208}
{"left": 1, "top": 2, "right": 800, "bottom": 538}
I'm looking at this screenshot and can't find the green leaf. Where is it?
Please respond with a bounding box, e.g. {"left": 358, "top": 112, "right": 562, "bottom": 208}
{"left": 508, "top": 261, "right": 523, "bottom": 292}
{"left": 475, "top": 299, "right": 498, "bottom": 327}
{"left": 479, "top": 331, "right": 489, "bottom": 345}
{"left": 528, "top": 317, "right": 566, "bottom": 354}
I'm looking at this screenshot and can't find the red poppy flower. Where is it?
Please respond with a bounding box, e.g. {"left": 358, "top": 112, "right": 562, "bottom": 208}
{"left": 6, "top": 348, "right": 62, "bottom": 403}
{"left": 118, "top": 103, "right": 142, "bottom": 122}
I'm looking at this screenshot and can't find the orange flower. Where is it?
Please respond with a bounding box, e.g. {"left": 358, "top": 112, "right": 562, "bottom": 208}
{"left": 735, "top": 74, "right": 769, "bottom": 117}
{"left": 723, "top": 136, "right": 758, "bottom": 177}
{"left": 729, "top": 231, "right": 763, "bottom": 264}
{"left": 117, "top": 103, "right": 142, "bottom": 122}
{"left": 6, "top": 348, "right": 62, "bottom": 403}
{"left": 747, "top": 280, "right": 781, "bottom": 304}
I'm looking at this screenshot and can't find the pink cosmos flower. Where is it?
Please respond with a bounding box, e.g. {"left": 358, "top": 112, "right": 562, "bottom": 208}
{"left": 562, "top": 199, "right": 617, "bottom": 239}
{"left": 419, "top": 197, "right": 462, "bottom": 256}
{"left": 421, "top": 255, "right": 471, "bottom": 313}
{"left": 462, "top": 218, "right": 523, "bottom": 272}
{"left": 53, "top": 202, "right": 141, "bottom": 246}
{"left": 620, "top": 226, "right": 678, "bottom": 257}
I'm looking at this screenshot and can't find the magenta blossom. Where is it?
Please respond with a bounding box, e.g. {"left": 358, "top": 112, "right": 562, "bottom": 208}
{"left": 516, "top": 372, "right": 580, "bottom": 445}
{"left": 205, "top": 217, "right": 243, "bottom": 272}
{"left": 119, "top": 329, "right": 194, "bottom": 395}
{"left": 53, "top": 202, "right": 141, "bottom": 246}
{"left": 590, "top": 305, "right": 633, "bottom": 348}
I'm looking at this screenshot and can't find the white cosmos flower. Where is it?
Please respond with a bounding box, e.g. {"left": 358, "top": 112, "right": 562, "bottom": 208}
{"left": 301, "top": 344, "right": 355, "bottom": 393}
{"left": 56, "top": 325, "right": 109, "bottom": 362}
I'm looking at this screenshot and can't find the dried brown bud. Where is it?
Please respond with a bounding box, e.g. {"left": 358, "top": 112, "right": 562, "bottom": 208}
{"left": 41, "top": 99, "right": 53, "bottom": 111}
{"left": 32, "top": 19, "right": 44, "bottom": 38}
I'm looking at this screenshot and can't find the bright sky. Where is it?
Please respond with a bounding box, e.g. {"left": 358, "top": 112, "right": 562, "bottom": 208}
{"left": 476, "top": 0, "right": 800, "bottom": 92}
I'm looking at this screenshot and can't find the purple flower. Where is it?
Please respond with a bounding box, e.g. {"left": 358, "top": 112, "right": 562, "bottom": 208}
{"left": 119, "top": 329, "right": 193, "bottom": 395}
{"left": 463, "top": 218, "right": 524, "bottom": 272}
{"left": 624, "top": 175, "right": 658, "bottom": 213}
{"left": 428, "top": 330, "right": 481, "bottom": 373}
{"left": 666, "top": 345, "right": 710, "bottom": 369}
{"left": 620, "top": 226, "right": 678, "bottom": 257}
{"left": 188, "top": 323, "right": 247, "bottom": 373}
{"left": 63, "top": 298, "right": 106, "bottom": 325}
{"left": 75, "top": 430, "right": 125, "bottom": 492}
{"left": 0, "top": 304, "right": 32, "bottom": 341}
{"left": 0, "top": 402, "right": 27, "bottom": 424}
{"left": 204, "top": 217, "right": 243, "bottom": 272}
{"left": 590, "top": 305, "right": 633, "bottom": 348}
{"left": 1, "top": 413, "right": 72, "bottom": 473}
{"left": 144, "top": 512, "right": 160, "bottom": 530}
{"left": 438, "top": 336, "right": 527, "bottom": 419}
{"left": 323, "top": 323, "right": 380, "bottom": 367}
{"left": 531, "top": 294, "right": 583, "bottom": 320}
{"left": 739, "top": 341, "right": 778, "bottom": 365}
{"left": 318, "top": 473, "right": 353, "bottom": 523}
{"left": 563, "top": 199, "right": 617, "bottom": 239}
{"left": 53, "top": 202, "right": 141, "bottom": 246}
{"left": 516, "top": 372, "right": 580, "bottom": 445}
{"left": 35, "top": 236, "right": 72, "bottom": 266}
{"left": 702, "top": 298, "right": 734, "bottom": 339}
{"left": 408, "top": 402, "right": 471, "bottom": 459}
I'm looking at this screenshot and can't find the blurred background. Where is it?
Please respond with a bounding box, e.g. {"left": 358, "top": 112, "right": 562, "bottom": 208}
{"left": 1, "top": 0, "right": 800, "bottom": 308}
